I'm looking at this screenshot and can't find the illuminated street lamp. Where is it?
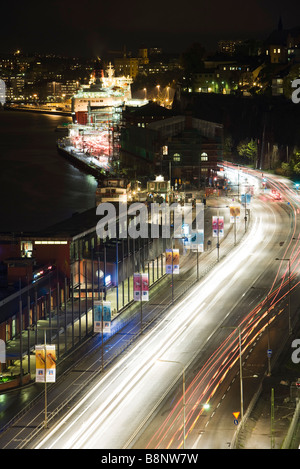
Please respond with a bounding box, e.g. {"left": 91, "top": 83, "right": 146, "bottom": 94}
{"left": 158, "top": 359, "right": 186, "bottom": 448}
{"left": 157, "top": 359, "right": 210, "bottom": 449}
{"left": 156, "top": 84, "right": 160, "bottom": 101}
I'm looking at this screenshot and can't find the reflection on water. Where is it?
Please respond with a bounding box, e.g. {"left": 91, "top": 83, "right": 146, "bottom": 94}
{"left": 0, "top": 111, "right": 98, "bottom": 232}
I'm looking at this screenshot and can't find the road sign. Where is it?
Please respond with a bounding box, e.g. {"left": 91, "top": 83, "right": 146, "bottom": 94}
{"left": 233, "top": 412, "right": 240, "bottom": 419}
{"left": 267, "top": 349, "right": 272, "bottom": 358}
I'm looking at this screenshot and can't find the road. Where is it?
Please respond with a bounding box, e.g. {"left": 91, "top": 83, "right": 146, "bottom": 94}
{"left": 1, "top": 167, "right": 299, "bottom": 450}
{"left": 24, "top": 168, "right": 298, "bottom": 450}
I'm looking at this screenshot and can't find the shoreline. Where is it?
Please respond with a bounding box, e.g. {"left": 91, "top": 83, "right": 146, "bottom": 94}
{"left": 4, "top": 106, "right": 72, "bottom": 117}
{"left": 56, "top": 141, "right": 108, "bottom": 180}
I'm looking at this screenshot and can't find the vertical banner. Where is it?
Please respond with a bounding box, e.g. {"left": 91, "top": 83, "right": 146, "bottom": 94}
{"left": 212, "top": 216, "right": 224, "bottom": 237}
{"left": 141, "top": 273, "right": 149, "bottom": 301}
{"left": 241, "top": 193, "right": 251, "bottom": 205}
{"left": 35, "top": 345, "right": 56, "bottom": 383}
{"left": 229, "top": 206, "right": 240, "bottom": 223}
{"left": 133, "top": 273, "right": 141, "bottom": 301}
{"left": 133, "top": 273, "right": 149, "bottom": 301}
{"left": 35, "top": 345, "right": 45, "bottom": 383}
{"left": 165, "top": 249, "right": 180, "bottom": 274}
{"left": 46, "top": 345, "right": 56, "bottom": 382}
{"left": 94, "top": 300, "right": 111, "bottom": 333}
{"left": 190, "top": 230, "right": 204, "bottom": 252}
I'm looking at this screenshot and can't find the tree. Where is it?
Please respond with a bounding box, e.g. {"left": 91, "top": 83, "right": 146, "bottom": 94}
{"left": 281, "top": 162, "right": 292, "bottom": 177}
{"left": 290, "top": 148, "right": 300, "bottom": 174}
{"left": 237, "top": 139, "right": 257, "bottom": 164}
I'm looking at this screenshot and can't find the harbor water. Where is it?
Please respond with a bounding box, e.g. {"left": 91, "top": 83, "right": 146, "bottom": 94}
{"left": 0, "top": 110, "right": 98, "bottom": 232}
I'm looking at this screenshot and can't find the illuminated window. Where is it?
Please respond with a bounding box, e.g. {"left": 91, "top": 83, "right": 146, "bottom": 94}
{"left": 162, "top": 145, "right": 168, "bottom": 155}
{"left": 35, "top": 240, "right": 68, "bottom": 245}
{"left": 201, "top": 153, "right": 208, "bottom": 161}
{"left": 21, "top": 241, "right": 33, "bottom": 258}
{"left": 173, "top": 153, "right": 181, "bottom": 162}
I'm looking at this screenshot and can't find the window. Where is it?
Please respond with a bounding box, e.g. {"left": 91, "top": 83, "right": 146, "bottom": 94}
{"left": 35, "top": 240, "right": 68, "bottom": 245}
{"left": 21, "top": 241, "right": 33, "bottom": 257}
{"left": 201, "top": 152, "right": 208, "bottom": 161}
{"left": 173, "top": 153, "right": 181, "bottom": 162}
{"left": 162, "top": 145, "right": 168, "bottom": 155}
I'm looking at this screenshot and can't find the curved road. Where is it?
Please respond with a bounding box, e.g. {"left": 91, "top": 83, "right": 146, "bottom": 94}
{"left": 24, "top": 168, "right": 299, "bottom": 450}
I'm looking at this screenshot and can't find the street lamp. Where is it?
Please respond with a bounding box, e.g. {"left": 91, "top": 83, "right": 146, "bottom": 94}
{"left": 275, "top": 258, "right": 292, "bottom": 335}
{"left": 222, "top": 325, "right": 244, "bottom": 421}
{"left": 251, "top": 288, "right": 274, "bottom": 376}
{"left": 158, "top": 359, "right": 186, "bottom": 448}
{"left": 212, "top": 205, "right": 228, "bottom": 261}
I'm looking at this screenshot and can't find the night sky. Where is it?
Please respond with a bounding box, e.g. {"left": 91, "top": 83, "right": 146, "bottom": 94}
{"left": 2, "top": 0, "right": 300, "bottom": 57}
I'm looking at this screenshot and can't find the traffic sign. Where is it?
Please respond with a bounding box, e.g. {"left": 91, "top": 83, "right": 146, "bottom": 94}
{"left": 233, "top": 412, "right": 240, "bottom": 419}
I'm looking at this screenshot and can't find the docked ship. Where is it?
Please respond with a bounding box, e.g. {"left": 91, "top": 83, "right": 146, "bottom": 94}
{"left": 72, "top": 61, "right": 133, "bottom": 125}
{"left": 57, "top": 59, "right": 147, "bottom": 178}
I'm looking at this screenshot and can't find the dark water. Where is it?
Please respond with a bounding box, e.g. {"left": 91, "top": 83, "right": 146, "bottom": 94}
{"left": 0, "top": 110, "right": 97, "bottom": 232}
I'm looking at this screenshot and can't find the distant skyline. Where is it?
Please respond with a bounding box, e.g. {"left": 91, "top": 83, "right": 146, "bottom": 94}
{"left": 1, "top": 0, "right": 300, "bottom": 58}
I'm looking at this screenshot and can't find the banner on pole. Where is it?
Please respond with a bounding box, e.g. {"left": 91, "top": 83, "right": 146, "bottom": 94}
{"left": 188, "top": 230, "right": 204, "bottom": 252}
{"left": 94, "top": 300, "right": 111, "bottom": 333}
{"left": 241, "top": 193, "right": 251, "bottom": 205}
{"left": 165, "top": 249, "right": 180, "bottom": 274}
{"left": 229, "top": 205, "right": 240, "bottom": 223}
{"left": 212, "top": 216, "right": 224, "bottom": 238}
{"left": 35, "top": 344, "right": 56, "bottom": 383}
{"left": 133, "top": 273, "right": 149, "bottom": 301}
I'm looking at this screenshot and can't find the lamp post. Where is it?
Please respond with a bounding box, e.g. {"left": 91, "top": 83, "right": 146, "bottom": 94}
{"left": 251, "top": 288, "right": 274, "bottom": 376}
{"left": 222, "top": 325, "right": 244, "bottom": 421}
{"left": 212, "top": 205, "right": 228, "bottom": 261}
{"left": 158, "top": 359, "right": 186, "bottom": 448}
{"left": 275, "top": 258, "right": 292, "bottom": 335}
{"left": 36, "top": 327, "right": 58, "bottom": 429}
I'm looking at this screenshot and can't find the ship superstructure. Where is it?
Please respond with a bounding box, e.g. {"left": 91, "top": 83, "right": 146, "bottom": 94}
{"left": 72, "top": 62, "right": 133, "bottom": 125}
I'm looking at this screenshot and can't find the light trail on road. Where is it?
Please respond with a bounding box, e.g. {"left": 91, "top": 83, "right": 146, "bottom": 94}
{"left": 143, "top": 166, "right": 300, "bottom": 449}
{"left": 31, "top": 167, "right": 299, "bottom": 450}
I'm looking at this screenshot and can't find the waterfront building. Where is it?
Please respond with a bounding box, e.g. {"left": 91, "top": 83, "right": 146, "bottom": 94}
{"left": 120, "top": 111, "right": 222, "bottom": 183}
{"left": 0, "top": 207, "right": 170, "bottom": 369}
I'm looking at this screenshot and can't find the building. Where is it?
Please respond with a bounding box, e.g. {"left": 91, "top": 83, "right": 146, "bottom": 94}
{"left": 218, "top": 39, "right": 243, "bottom": 55}
{"left": 264, "top": 19, "right": 300, "bottom": 64}
{"left": 120, "top": 109, "right": 222, "bottom": 184}
{"left": 0, "top": 206, "right": 170, "bottom": 353}
{"left": 114, "top": 56, "right": 139, "bottom": 79}
{"left": 160, "top": 116, "right": 222, "bottom": 187}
